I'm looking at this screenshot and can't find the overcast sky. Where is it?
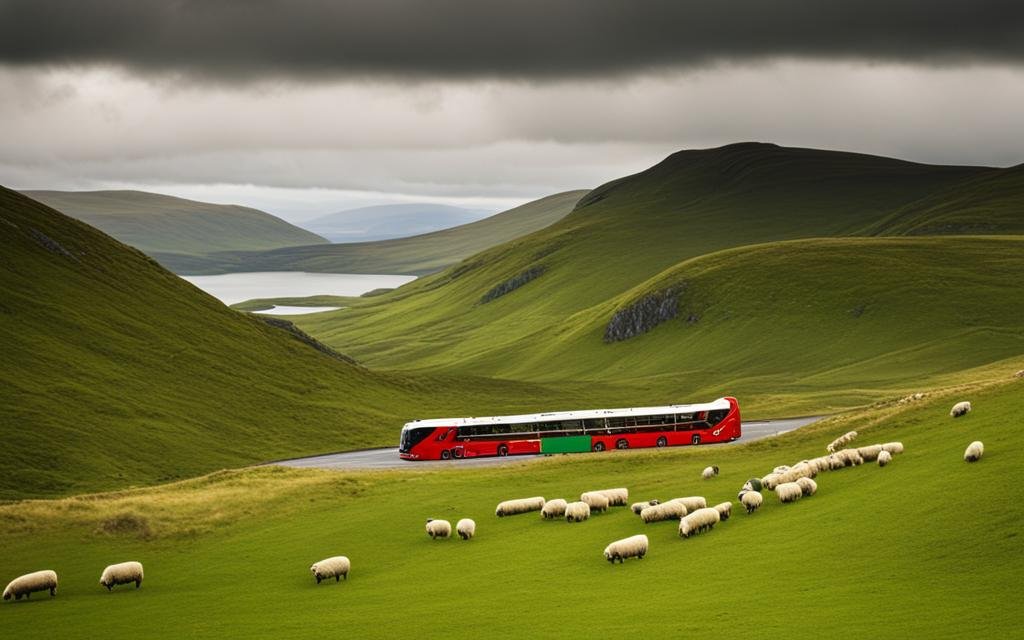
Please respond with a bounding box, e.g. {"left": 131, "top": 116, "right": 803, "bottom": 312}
{"left": 1, "top": 1, "right": 1022, "bottom": 220}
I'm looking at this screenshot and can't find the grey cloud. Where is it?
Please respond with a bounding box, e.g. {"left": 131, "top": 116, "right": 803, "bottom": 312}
{"left": 1, "top": 1, "right": 1022, "bottom": 81}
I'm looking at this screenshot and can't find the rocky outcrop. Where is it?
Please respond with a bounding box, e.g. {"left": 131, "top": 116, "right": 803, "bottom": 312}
{"left": 480, "top": 265, "right": 547, "bottom": 304}
{"left": 603, "top": 286, "right": 684, "bottom": 343}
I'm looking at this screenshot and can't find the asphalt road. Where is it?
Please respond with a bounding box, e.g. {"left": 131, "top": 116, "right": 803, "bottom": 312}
{"left": 270, "top": 416, "right": 821, "bottom": 471}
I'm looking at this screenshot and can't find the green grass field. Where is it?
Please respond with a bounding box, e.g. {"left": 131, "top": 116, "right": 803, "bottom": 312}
{"left": 1, "top": 374, "right": 1020, "bottom": 637}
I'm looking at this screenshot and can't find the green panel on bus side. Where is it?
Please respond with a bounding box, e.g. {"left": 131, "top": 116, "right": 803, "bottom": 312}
{"left": 541, "top": 435, "right": 592, "bottom": 454}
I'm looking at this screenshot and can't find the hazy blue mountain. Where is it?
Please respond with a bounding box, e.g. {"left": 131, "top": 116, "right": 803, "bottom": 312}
{"left": 302, "top": 203, "right": 491, "bottom": 242}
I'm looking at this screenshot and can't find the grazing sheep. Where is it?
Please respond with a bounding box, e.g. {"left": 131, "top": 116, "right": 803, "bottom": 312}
{"left": 950, "top": 401, "right": 972, "bottom": 418}
{"left": 669, "top": 496, "right": 707, "bottom": 512}
{"left": 964, "top": 441, "right": 984, "bottom": 463}
{"left": 745, "top": 477, "right": 763, "bottom": 492}
{"left": 604, "top": 534, "right": 649, "bottom": 563}
{"left": 580, "top": 492, "right": 611, "bottom": 513}
{"left": 1015, "top": 370, "right": 1024, "bottom": 378}
{"left": 565, "top": 501, "right": 591, "bottom": 523}
{"left": 772, "top": 465, "right": 791, "bottom": 474}
{"left": 713, "top": 502, "right": 732, "bottom": 521}
{"left": 878, "top": 450, "right": 893, "bottom": 467}
{"left": 740, "top": 491, "right": 763, "bottom": 514}
{"left": 630, "top": 499, "right": 660, "bottom": 515}
{"left": 640, "top": 501, "right": 688, "bottom": 523}
{"left": 495, "top": 496, "right": 545, "bottom": 517}
{"left": 795, "top": 477, "right": 817, "bottom": 497}
{"left": 456, "top": 518, "right": 476, "bottom": 540}
{"left": 541, "top": 499, "right": 568, "bottom": 519}
{"left": 826, "top": 431, "right": 858, "bottom": 453}
{"left": 425, "top": 519, "right": 452, "bottom": 539}
{"left": 99, "top": 561, "right": 144, "bottom": 591}
{"left": 310, "top": 556, "right": 350, "bottom": 583}
{"left": 857, "top": 444, "right": 884, "bottom": 462}
{"left": 761, "top": 473, "right": 782, "bottom": 490}
{"left": 775, "top": 482, "right": 803, "bottom": 504}
{"left": 835, "top": 448, "right": 864, "bottom": 467}
{"left": 3, "top": 570, "right": 58, "bottom": 601}
{"left": 776, "top": 462, "right": 816, "bottom": 484}
{"left": 594, "top": 488, "right": 629, "bottom": 506}
{"left": 702, "top": 466, "right": 720, "bottom": 479}
{"left": 678, "top": 507, "right": 721, "bottom": 538}
{"left": 881, "top": 442, "right": 904, "bottom": 455}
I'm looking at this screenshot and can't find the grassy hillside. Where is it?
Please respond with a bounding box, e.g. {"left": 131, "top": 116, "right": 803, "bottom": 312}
{"left": 304, "top": 203, "right": 487, "bottom": 242}
{"left": 0, "top": 187, "right": 603, "bottom": 500}
{"left": 162, "top": 190, "right": 587, "bottom": 275}
{"left": 23, "top": 190, "right": 328, "bottom": 257}
{"left": 0, "top": 372, "right": 1019, "bottom": 636}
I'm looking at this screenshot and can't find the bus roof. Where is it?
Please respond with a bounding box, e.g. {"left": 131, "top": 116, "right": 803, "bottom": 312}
{"left": 402, "top": 397, "right": 731, "bottom": 430}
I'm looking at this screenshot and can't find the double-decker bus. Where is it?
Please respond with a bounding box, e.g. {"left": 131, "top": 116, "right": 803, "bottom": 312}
{"left": 399, "top": 396, "right": 740, "bottom": 460}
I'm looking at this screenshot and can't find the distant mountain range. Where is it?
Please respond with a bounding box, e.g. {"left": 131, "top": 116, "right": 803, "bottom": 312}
{"left": 302, "top": 203, "right": 492, "bottom": 243}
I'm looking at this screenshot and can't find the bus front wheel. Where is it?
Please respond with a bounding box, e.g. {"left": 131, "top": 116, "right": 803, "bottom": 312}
{"left": 497, "top": 444, "right": 509, "bottom": 457}
{"left": 656, "top": 436, "right": 668, "bottom": 448}
{"left": 691, "top": 435, "right": 701, "bottom": 446}
{"left": 616, "top": 439, "right": 629, "bottom": 450}
{"left": 440, "top": 449, "right": 452, "bottom": 460}
{"left": 593, "top": 442, "right": 606, "bottom": 452}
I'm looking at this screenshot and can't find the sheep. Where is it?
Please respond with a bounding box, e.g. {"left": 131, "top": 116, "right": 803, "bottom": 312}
{"left": 745, "top": 477, "right": 763, "bottom": 492}
{"left": 456, "top": 518, "right": 476, "bottom": 540}
{"left": 826, "top": 431, "right": 858, "bottom": 453}
{"left": 3, "top": 570, "right": 57, "bottom": 601}
{"left": 640, "top": 501, "right": 688, "bottom": 523}
{"left": 594, "top": 488, "right": 629, "bottom": 506}
{"left": 565, "top": 501, "right": 591, "bottom": 523}
{"left": 950, "top": 401, "right": 972, "bottom": 418}
{"left": 99, "top": 561, "right": 143, "bottom": 591}
{"left": 776, "top": 462, "right": 816, "bottom": 484}
{"left": 881, "top": 442, "right": 904, "bottom": 455}
{"left": 495, "top": 496, "right": 545, "bottom": 517}
{"left": 775, "top": 482, "right": 803, "bottom": 503}
{"left": 857, "top": 444, "right": 884, "bottom": 462}
{"left": 807, "top": 456, "right": 834, "bottom": 473}
{"left": 580, "top": 492, "right": 610, "bottom": 513}
{"left": 702, "top": 465, "right": 720, "bottom": 479}
{"left": 603, "top": 534, "right": 649, "bottom": 564}
{"left": 877, "top": 450, "right": 893, "bottom": 467}
{"left": 425, "top": 519, "right": 452, "bottom": 539}
{"left": 630, "top": 499, "right": 660, "bottom": 515}
{"left": 310, "top": 556, "right": 350, "bottom": 583}
{"left": 713, "top": 501, "right": 732, "bottom": 521}
{"left": 834, "top": 448, "right": 864, "bottom": 467}
{"left": 772, "top": 465, "right": 791, "bottom": 474}
{"left": 678, "top": 507, "right": 720, "bottom": 538}
{"left": 964, "top": 441, "right": 984, "bottom": 463}
{"left": 669, "top": 496, "right": 707, "bottom": 512}
{"left": 898, "top": 392, "right": 925, "bottom": 404}
{"left": 541, "top": 499, "right": 568, "bottom": 519}
{"left": 1015, "top": 370, "right": 1024, "bottom": 378}
{"left": 795, "top": 477, "right": 817, "bottom": 497}
{"left": 740, "top": 491, "right": 763, "bottom": 514}
{"left": 761, "top": 473, "right": 782, "bottom": 490}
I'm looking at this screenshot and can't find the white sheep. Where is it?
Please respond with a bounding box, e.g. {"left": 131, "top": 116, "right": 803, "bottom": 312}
{"left": 761, "top": 473, "right": 782, "bottom": 490}
{"left": 495, "top": 496, "right": 546, "bottom": 517}
{"left": 456, "top": 518, "right": 476, "bottom": 540}
{"left": 678, "top": 507, "right": 720, "bottom": 538}
{"left": 541, "top": 499, "right": 568, "bottom": 519}
{"left": 580, "top": 491, "right": 610, "bottom": 513}
{"left": 1015, "top": 370, "right": 1024, "bottom": 378}
{"left": 772, "top": 465, "right": 791, "bottom": 474}
{"left": 964, "top": 441, "right": 984, "bottom": 463}
{"left": 630, "top": 499, "right": 659, "bottom": 515}
{"left": 425, "top": 519, "right": 452, "bottom": 539}
{"left": 950, "top": 401, "right": 972, "bottom": 418}
{"left": 826, "top": 431, "right": 858, "bottom": 453}
{"left": 603, "top": 534, "right": 649, "bottom": 563}
{"left": 877, "top": 450, "right": 893, "bottom": 467}
{"left": 835, "top": 448, "right": 864, "bottom": 467}
{"left": 795, "top": 477, "right": 817, "bottom": 497}
{"left": 640, "top": 501, "right": 688, "bottom": 523}
{"left": 713, "top": 501, "right": 732, "bottom": 521}
{"left": 3, "top": 570, "right": 57, "bottom": 601}
{"left": 775, "top": 482, "right": 803, "bottom": 503}
{"left": 776, "top": 462, "right": 816, "bottom": 484}
{"left": 594, "top": 488, "right": 629, "bottom": 506}
{"left": 740, "top": 491, "right": 763, "bottom": 514}
{"left": 565, "top": 501, "right": 591, "bottom": 522}
{"left": 310, "top": 556, "right": 350, "bottom": 583}
{"left": 857, "top": 444, "right": 884, "bottom": 462}
{"left": 702, "top": 465, "right": 720, "bottom": 479}
{"left": 881, "top": 442, "right": 904, "bottom": 455}
{"left": 669, "top": 496, "right": 707, "bottom": 512}
{"left": 99, "top": 561, "right": 143, "bottom": 591}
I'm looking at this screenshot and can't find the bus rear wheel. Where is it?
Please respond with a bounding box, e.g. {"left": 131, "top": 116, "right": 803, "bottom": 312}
{"left": 616, "top": 439, "right": 629, "bottom": 450}
{"left": 497, "top": 444, "right": 509, "bottom": 457}
{"left": 453, "top": 448, "right": 464, "bottom": 459}
{"left": 656, "top": 436, "right": 668, "bottom": 448}
{"left": 440, "top": 449, "right": 451, "bottom": 460}
{"left": 593, "top": 442, "right": 606, "bottom": 452}
{"left": 691, "top": 435, "right": 701, "bottom": 445}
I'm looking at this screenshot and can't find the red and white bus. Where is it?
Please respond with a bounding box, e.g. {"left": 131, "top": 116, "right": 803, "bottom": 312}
{"left": 399, "top": 396, "right": 741, "bottom": 460}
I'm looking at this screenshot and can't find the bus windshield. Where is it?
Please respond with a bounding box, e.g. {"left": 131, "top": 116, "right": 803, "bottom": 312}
{"left": 399, "top": 426, "right": 435, "bottom": 453}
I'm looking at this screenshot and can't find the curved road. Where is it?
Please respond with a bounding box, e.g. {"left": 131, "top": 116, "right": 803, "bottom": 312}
{"left": 270, "top": 416, "right": 821, "bottom": 471}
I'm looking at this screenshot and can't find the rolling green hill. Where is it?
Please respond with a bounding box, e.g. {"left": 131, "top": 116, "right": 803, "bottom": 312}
{"left": 159, "top": 190, "right": 587, "bottom": 275}
{"left": 0, "top": 372, "right": 1020, "bottom": 636}
{"left": 22, "top": 189, "right": 329, "bottom": 258}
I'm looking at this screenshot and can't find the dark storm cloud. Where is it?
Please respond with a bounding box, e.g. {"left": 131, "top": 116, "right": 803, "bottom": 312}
{"left": 1, "top": 0, "right": 1021, "bottom": 80}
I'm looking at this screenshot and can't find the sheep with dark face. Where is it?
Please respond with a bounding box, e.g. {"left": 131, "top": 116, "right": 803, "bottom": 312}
{"left": 878, "top": 450, "right": 893, "bottom": 467}
{"left": 775, "top": 482, "right": 803, "bottom": 504}
{"left": 456, "top": 518, "right": 476, "bottom": 540}
{"left": 740, "top": 491, "right": 763, "bottom": 514}
{"left": 310, "top": 557, "right": 350, "bottom": 583}
{"left": 950, "top": 401, "right": 972, "bottom": 418}
{"left": 713, "top": 502, "right": 732, "bottom": 521}
{"left": 795, "top": 477, "right": 817, "bottom": 497}
{"left": 99, "top": 562, "right": 143, "bottom": 591}
{"left": 565, "top": 501, "right": 591, "bottom": 523}
{"left": 425, "top": 519, "right": 451, "bottom": 539}
{"left": 541, "top": 499, "right": 568, "bottom": 519}
{"left": 678, "top": 508, "right": 720, "bottom": 538}
{"left": 964, "top": 441, "right": 984, "bottom": 463}
{"left": 702, "top": 466, "right": 720, "bottom": 479}
{"left": 604, "top": 535, "right": 649, "bottom": 563}
{"left": 3, "top": 571, "right": 57, "bottom": 601}
{"left": 631, "top": 500, "right": 659, "bottom": 515}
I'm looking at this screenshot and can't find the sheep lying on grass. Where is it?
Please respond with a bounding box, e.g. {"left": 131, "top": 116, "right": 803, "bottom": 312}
{"left": 950, "top": 401, "right": 972, "bottom": 418}
{"left": 669, "top": 496, "right": 707, "bottom": 512}
{"left": 740, "top": 491, "right": 763, "bottom": 514}
{"left": 775, "top": 482, "right": 803, "bottom": 503}
{"left": 310, "top": 557, "right": 350, "bottom": 583}
{"left": 795, "top": 477, "right": 817, "bottom": 497}
{"left": 495, "top": 496, "right": 545, "bottom": 517}
{"left": 631, "top": 500, "right": 659, "bottom": 515}
{"left": 425, "top": 519, "right": 451, "bottom": 539}
{"left": 878, "top": 450, "right": 893, "bottom": 467}
{"left": 456, "top": 518, "right": 476, "bottom": 540}
{"left": 565, "top": 501, "right": 591, "bottom": 523}
{"left": 679, "top": 508, "right": 720, "bottom": 538}
{"left": 594, "top": 488, "right": 629, "bottom": 506}
{"left": 580, "top": 492, "right": 610, "bottom": 513}
{"left": 3, "top": 570, "right": 57, "bottom": 601}
{"left": 541, "top": 499, "right": 568, "bottom": 519}
{"left": 964, "top": 441, "right": 984, "bottom": 463}
{"left": 881, "top": 442, "right": 904, "bottom": 455}
{"left": 99, "top": 562, "right": 143, "bottom": 591}
{"left": 640, "top": 501, "right": 688, "bottom": 523}
{"left": 827, "top": 431, "right": 858, "bottom": 453}
{"left": 713, "top": 502, "right": 732, "bottom": 521}
{"left": 604, "top": 534, "right": 649, "bottom": 563}
{"left": 702, "top": 466, "right": 720, "bottom": 479}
